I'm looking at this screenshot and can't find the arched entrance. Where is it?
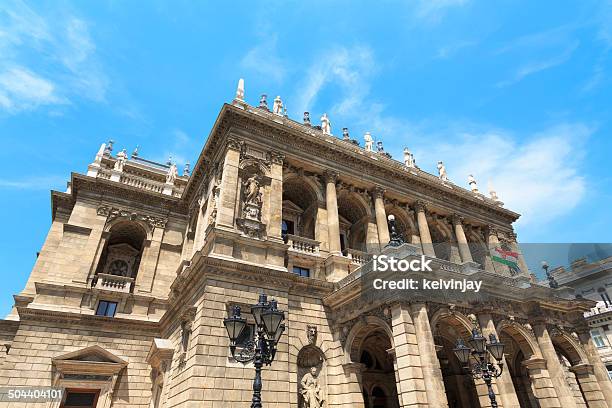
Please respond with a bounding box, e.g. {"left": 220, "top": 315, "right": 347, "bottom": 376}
{"left": 346, "top": 319, "right": 400, "bottom": 408}
{"left": 550, "top": 332, "right": 589, "bottom": 407}
{"left": 432, "top": 312, "right": 481, "bottom": 408}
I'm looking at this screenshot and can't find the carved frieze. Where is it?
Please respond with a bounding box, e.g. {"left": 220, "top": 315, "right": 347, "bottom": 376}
{"left": 97, "top": 205, "right": 167, "bottom": 229}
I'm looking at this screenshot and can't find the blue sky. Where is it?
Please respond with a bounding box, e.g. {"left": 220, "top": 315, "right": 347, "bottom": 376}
{"left": 1, "top": 1, "right": 611, "bottom": 315}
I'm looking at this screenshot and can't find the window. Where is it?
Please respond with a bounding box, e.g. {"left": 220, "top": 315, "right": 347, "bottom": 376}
{"left": 591, "top": 329, "right": 607, "bottom": 348}
{"left": 95, "top": 300, "right": 117, "bottom": 317}
{"left": 61, "top": 390, "right": 99, "bottom": 408}
{"left": 292, "top": 266, "right": 310, "bottom": 277}
{"left": 607, "top": 365, "right": 612, "bottom": 380}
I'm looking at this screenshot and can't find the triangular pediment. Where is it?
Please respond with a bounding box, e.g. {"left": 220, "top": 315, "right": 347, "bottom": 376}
{"left": 53, "top": 345, "right": 127, "bottom": 365}
{"left": 282, "top": 200, "right": 304, "bottom": 214}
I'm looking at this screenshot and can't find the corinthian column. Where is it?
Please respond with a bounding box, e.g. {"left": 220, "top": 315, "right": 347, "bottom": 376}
{"left": 452, "top": 214, "right": 473, "bottom": 263}
{"left": 324, "top": 171, "right": 342, "bottom": 255}
{"left": 415, "top": 201, "right": 435, "bottom": 257}
{"left": 373, "top": 187, "right": 390, "bottom": 249}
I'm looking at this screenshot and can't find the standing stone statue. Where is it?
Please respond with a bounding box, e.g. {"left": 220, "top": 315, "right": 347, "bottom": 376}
{"left": 403, "top": 148, "right": 415, "bottom": 168}
{"left": 468, "top": 174, "right": 479, "bottom": 193}
{"left": 166, "top": 163, "right": 178, "bottom": 184}
{"left": 301, "top": 367, "right": 324, "bottom": 408}
{"left": 243, "top": 175, "right": 262, "bottom": 205}
{"left": 303, "top": 112, "right": 311, "bottom": 126}
{"left": 235, "top": 78, "right": 245, "bottom": 101}
{"left": 320, "top": 113, "right": 331, "bottom": 135}
{"left": 437, "top": 161, "right": 448, "bottom": 181}
{"left": 114, "top": 149, "right": 127, "bottom": 171}
{"left": 273, "top": 96, "right": 283, "bottom": 115}
{"left": 342, "top": 128, "right": 350, "bottom": 141}
{"left": 259, "top": 94, "right": 268, "bottom": 110}
{"left": 364, "top": 132, "right": 374, "bottom": 151}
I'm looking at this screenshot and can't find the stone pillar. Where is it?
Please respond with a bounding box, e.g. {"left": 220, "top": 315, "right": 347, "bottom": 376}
{"left": 452, "top": 214, "right": 473, "bottom": 263}
{"left": 414, "top": 201, "right": 435, "bottom": 257}
{"left": 533, "top": 323, "right": 578, "bottom": 408}
{"left": 478, "top": 313, "right": 521, "bottom": 408}
{"left": 391, "top": 303, "right": 428, "bottom": 407}
{"left": 522, "top": 357, "right": 562, "bottom": 407}
{"left": 136, "top": 226, "right": 165, "bottom": 293}
{"left": 338, "top": 362, "right": 366, "bottom": 407}
{"left": 508, "top": 231, "right": 530, "bottom": 276}
{"left": 576, "top": 329, "right": 612, "bottom": 403}
{"left": 410, "top": 303, "right": 448, "bottom": 407}
{"left": 216, "top": 139, "right": 242, "bottom": 228}
{"left": 570, "top": 364, "right": 609, "bottom": 407}
{"left": 373, "top": 187, "right": 390, "bottom": 249}
{"left": 324, "top": 171, "right": 342, "bottom": 255}
{"left": 486, "top": 226, "right": 510, "bottom": 274}
{"left": 267, "top": 152, "right": 284, "bottom": 239}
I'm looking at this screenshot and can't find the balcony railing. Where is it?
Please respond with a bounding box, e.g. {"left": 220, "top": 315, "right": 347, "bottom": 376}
{"left": 119, "top": 173, "right": 166, "bottom": 194}
{"left": 286, "top": 234, "right": 320, "bottom": 255}
{"left": 345, "top": 248, "right": 372, "bottom": 266}
{"left": 93, "top": 273, "right": 134, "bottom": 293}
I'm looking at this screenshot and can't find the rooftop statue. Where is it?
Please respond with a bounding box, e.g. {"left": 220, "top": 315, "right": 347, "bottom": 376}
{"left": 303, "top": 112, "right": 311, "bottom": 126}
{"left": 403, "top": 148, "right": 415, "bottom": 168}
{"left": 320, "top": 113, "right": 331, "bottom": 135}
{"left": 166, "top": 162, "right": 178, "bottom": 184}
{"left": 273, "top": 96, "right": 283, "bottom": 115}
{"left": 437, "top": 161, "right": 448, "bottom": 181}
{"left": 114, "top": 149, "right": 127, "bottom": 172}
{"left": 468, "top": 174, "right": 480, "bottom": 193}
{"left": 364, "top": 132, "right": 374, "bottom": 151}
{"left": 235, "top": 78, "right": 245, "bottom": 101}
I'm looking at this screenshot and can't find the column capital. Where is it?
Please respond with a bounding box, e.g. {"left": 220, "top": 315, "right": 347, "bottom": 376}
{"left": 269, "top": 150, "right": 285, "bottom": 165}
{"left": 372, "top": 186, "right": 386, "bottom": 199}
{"left": 322, "top": 170, "right": 339, "bottom": 184}
{"left": 485, "top": 224, "right": 500, "bottom": 236}
{"left": 226, "top": 137, "right": 244, "bottom": 151}
{"left": 414, "top": 200, "right": 428, "bottom": 213}
{"left": 451, "top": 213, "right": 465, "bottom": 226}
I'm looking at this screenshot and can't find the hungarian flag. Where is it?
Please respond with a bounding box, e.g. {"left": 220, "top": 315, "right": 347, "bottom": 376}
{"left": 492, "top": 247, "right": 520, "bottom": 273}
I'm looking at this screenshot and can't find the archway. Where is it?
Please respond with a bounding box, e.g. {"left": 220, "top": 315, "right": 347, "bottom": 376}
{"left": 550, "top": 332, "right": 589, "bottom": 407}
{"left": 385, "top": 205, "right": 417, "bottom": 245}
{"left": 95, "top": 220, "right": 147, "bottom": 285}
{"left": 346, "top": 319, "right": 400, "bottom": 408}
{"left": 282, "top": 176, "right": 320, "bottom": 240}
{"left": 432, "top": 312, "right": 481, "bottom": 408}
{"left": 337, "top": 192, "right": 370, "bottom": 254}
{"left": 497, "top": 323, "right": 540, "bottom": 408}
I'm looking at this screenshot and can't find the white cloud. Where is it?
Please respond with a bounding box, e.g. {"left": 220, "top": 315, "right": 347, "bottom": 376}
{"left": 414, "top": 0, "right": 470, "bottom": 23}
{"left": 412, "top": 124, "right": 589, "bottom": 227}
{"left": 0, "top": 1, "right": 108, "bottom": 113}
{"left": 497, "top": 41, "right": 579, "bottom": 87}
{"left": 241, "top": 35, "right": 287, "bottom": 84}
{"left": 0, "top": 67, "right": 65, "bottom": 111}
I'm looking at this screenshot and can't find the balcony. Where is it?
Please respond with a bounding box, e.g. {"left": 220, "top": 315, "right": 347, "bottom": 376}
{"left": 286, "top": 234, "right": 320, "bottom": 255}
{"left": 93, "top": 273, "right": 134, "bottom": 293}
{"left": 345, "top": 248, "right": 372, "bottom": 266}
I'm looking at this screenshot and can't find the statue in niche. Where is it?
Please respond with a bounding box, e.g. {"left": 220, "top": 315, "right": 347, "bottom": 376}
{"left": 243, "top": 174, "right": 262, "bottom": 206}
{"left": 300, "top": 367, "right": 324, "bottom": 408}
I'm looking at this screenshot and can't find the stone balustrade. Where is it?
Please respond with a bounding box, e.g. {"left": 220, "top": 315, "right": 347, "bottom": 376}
{"left": 93, "top": 273, "right": 134, "bottom": 293}
{"left": 286, "top": 234, "right": 320, "bottom": 255}
{"left": 345, "top": 248, "right": 372, "bottom": 266}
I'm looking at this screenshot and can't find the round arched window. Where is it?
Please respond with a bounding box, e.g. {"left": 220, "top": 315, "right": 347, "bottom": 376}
{"left": 109, "top": 260, "right": 129, "bottom": 277}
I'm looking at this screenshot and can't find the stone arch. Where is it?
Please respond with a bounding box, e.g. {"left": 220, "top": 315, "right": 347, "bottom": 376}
{"left": 282, "top": 175, "right": 322, "bottom": 240}
{"left": 104, "top": 216, "right": 153, "bottom": 242}
{"left": 549, "top": 329, "right": 588, "bottom": 366}
{"left": 95, "top": 220, "right": 148, "bottom": 284}
{"left": 343, "top": 316, "right": 394, "bottom": 365}
{"left": 337, "top": 191, "right": 372, "bottom": 253}
{"left": 496, "top": 320, "right": 542, "bottom": 360}
{"left": 238, "top": 157, "right": 271, "bottom": 176}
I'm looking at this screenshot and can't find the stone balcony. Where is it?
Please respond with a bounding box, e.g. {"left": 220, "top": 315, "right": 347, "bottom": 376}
{"left": 344, "top": 248, "right": 372, "bottom": 267}
{"left": 286, "top": 234, "right": 320, "bottom": 255}
{"left": 93, "top": 273, "right": 134, "bottom": 293}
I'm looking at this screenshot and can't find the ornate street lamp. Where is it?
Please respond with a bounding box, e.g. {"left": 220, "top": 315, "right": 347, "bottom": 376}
{"left": 223, "top": 293, "right": 286, "bottom": 408}
{"left": 541, "top": 261, "right": 559, "bottom": 288}
{"left": 387, "top": 214, "right": 405, "bottom": 247}
{"left": 453, "top": 328, "right": 505, "bottom": 408}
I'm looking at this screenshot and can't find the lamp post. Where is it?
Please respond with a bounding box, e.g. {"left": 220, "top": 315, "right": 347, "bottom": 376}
{"left": 453, "top": 328, "right": 505, "bottom": 408}
{"left": 387, "top": 214, "right": 405, "bottom": 247}
{"left": 223, "top": 293, "right": 285, "bottom": 408}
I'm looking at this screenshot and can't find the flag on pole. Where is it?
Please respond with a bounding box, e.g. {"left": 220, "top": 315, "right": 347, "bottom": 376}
{"left": 492, "top": 247, "right": 520, "bottom": 273}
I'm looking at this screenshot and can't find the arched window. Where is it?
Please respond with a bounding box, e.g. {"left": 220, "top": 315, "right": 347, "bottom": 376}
{"left": 95, "top": 221, "right": 147, "bottom": 285}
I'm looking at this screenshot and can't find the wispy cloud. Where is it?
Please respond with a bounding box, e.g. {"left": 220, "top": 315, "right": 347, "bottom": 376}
{"left": 0, "top": 0, "right": 108, "bottom": 114}
{"left": 0, "top": 175, "right": 67, "bottom": 190}
{"left": 241, "top": 34, "right": 287, "bottom": 83}
{"left": 496, "top": 40, "right": 579, "bottom": 87}
{"left": 435, "top": 40, "right": 477, "bottom": 59}
{"left": 414, "top": 0, "right": 470, "bottom": 23}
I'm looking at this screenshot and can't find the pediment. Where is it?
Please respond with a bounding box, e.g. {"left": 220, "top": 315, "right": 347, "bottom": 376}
{"left": 53, "top": 345, "right": 127, "bottom": 376}
{"left": 282, "top": 200, "right": 304, "bottom": 214}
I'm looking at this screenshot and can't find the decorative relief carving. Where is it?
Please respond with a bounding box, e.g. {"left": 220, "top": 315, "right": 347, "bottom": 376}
{"left": 97, "top": 205, "right": 167, "bottom": 229}
{"left": 307, "top": 325, "right": 318, "bottom": 345}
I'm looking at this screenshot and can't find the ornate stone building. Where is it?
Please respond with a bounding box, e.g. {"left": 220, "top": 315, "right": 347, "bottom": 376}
{"left": 0, "top": 84, "right": 610, "bottom": 407}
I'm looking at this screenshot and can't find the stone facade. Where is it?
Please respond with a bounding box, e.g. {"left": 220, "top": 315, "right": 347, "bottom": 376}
{"left": 0, "top": 92, "right": 610, "bottom": 408}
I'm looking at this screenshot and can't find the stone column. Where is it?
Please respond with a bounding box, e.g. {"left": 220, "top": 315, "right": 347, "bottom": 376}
{"left": 478, "top": 313, "right": 521, "bottom": 408}
{"left": 373, "top": 187, "right": 390, "bottom": 249}
{"left": 324, "top": 171, "right": 342, "bottom": 255}
{"left": 338, "top": 362, "right": 366, "bottom": 407}
{"left": 486, "top": 226, "right": 510, "bottom": 274}
{"left": 508, "top": 231, "right": 530, "bottom": 276}
{"left": 522, "top": 357, "right": 562, "bottom": 407}
{"left": 391, "top": 303, "right": 428, "bottom": 407}
{"left": 267, "top": 152, "right": 284, "bottom": 239}
{"left": 136, "top": 226, "right": 165, "bottom": 293}
{"left": 570, "top": 364, "right": 609, "bottom": 407}
{"left": 533, "top": 323, "right": 578, "bottom": 408}
{"left": 576, "top": 328, "right": 612, "bottom": 403}
{"left": 410, "top": 303, "right": 448, "bottom": 407}
{"left": 452, "top": 214, "right": 473, "bottom": 263}
{"left": 415, "top": 201, "right": 435, "bottom": 257}
{"left": 216, "top": 138, "right": 242, "bottom": 228}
